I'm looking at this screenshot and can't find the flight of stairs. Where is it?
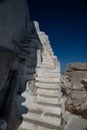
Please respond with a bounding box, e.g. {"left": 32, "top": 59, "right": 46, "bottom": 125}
{"left": 18, "top": 56, "right": 63, "bottom": 130}
{"left": 17, "top": 22, "right": 64, "bottom": 130}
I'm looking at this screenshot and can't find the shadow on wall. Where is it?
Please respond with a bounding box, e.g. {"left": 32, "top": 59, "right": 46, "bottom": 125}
{"left": 16, "top": 33, "right": 42, "bottom": 130}
{"left": 0, "top": 48, "right": 20, "bottom": 130}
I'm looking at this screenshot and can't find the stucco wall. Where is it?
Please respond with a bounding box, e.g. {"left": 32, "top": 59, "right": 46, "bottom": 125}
{"left": 0, "top": 0, "right": 30, "bottom": 50}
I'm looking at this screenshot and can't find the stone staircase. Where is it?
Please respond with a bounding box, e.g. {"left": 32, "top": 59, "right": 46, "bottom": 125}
{"left": 17, "top": 22, "right": 64, "bottom": 130}
{"left": 18, "top": 58, "right": 63, "bottom": 130}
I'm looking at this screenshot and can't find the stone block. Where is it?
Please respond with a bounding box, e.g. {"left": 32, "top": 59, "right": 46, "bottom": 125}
{"left": 71, "top": 91, "right": 87, "bottom": 100}
{"left": 36, "top": 77, "right": 60, "bottom": 83}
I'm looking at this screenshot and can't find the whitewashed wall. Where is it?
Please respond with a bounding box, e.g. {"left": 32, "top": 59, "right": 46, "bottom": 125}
{"left": 0, "top": 0, "right": 30, "bottom": 50}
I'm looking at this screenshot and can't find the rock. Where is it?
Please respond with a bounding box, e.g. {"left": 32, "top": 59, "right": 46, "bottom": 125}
{"left": 66, "top": 98, "right": 72, "bottom": 105}
{"left": 71, "top": 71, "right": 87, "bottom": 90}
{"left": 81, "top": 101, "right": 87, "bottom": 110}
{"left": 72, "top": 100, "right": 82, "bottom": 107}
{"left": 61, "top": 75, "right": 72, "bottom": 89}
{"left": 62, "top": 62, "right": 87, "bottom": 113}
{"left": 67, "top": 62, "right": 87, "bottom": 72}
{"left": 65, "top": 89, "right": 71, "bottom": 95}
{"left": 64, "top": 113, "right": 87, "bottom": 130}
{"left": 81, "top": 80, "right": 87, "bottom": 91}
{"left": 71, "top": 91, "right": 87, "bottom": 100}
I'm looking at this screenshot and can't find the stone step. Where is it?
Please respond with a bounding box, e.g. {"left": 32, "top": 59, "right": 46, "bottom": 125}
{"left": 42, "top": 56, "right": 52, "bottom": 62}
{"left": 42, "top": 60, "right": 52, "bottom": 63}
{"left": 42, "top": 62, "right": 53, "bottom": 66}
{"left": 21, "top": 91, "right": 35, "bottom": 110}
{"left": 42, "top": 59, "right": 53, "bottom": 62}
{"left": 36, "top": 72, "right": 60, "bottom": 78}
{"left": 23, "top": 112, "right": 61, "bottom": 129}
{"left": 26, "top": 81, "right": 35, "bottom": 91}
{"left": 36, "top": 68, "right": 60, "bottom": 73}
{"left": 18, "top": 121, "right": 62, "bottom": 130}
{"left": 42, "top": 57, "right": 53, "bottom": 60}
{"left": 18, "top": 121, "right": 40, "bottom": 130}
{"left": 35, "top": 77, "right": 60, "bottom": 83}
{"left": 18, "top": 121, "right": 33, "bottom": 130}
{"left": 35, "top": 82, "right": 60, "bottom": 89}
{"left": 30, "top": 103, "right": 61, "bottom": 115}
{"left": 40, "top": 64, "right": 54, "bottom": 68}
{"left": 37, "top": 126, "right": 54, "bottom": 130}
{"left": 36, "top": 95, "right": 60, "bottom": 106}
{"left": 36, "top": 88, "right": 58, "bottom": 97}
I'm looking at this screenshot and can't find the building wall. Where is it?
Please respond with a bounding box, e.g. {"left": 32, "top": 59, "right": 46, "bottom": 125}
{"left": 0, "top": 0, "right": 30, "bottom": 50}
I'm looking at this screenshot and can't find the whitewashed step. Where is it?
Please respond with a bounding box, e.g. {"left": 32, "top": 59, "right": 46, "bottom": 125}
{"left": 21, "top": 91, "right": 35, "bottom": 110}
{"left": 18, "top": 121, "right": 36, "bottom": 130}
{"left": 36, "top": 68, "right": 60, "bottom": 73}
{"left": 42, "top": 59, "right": 52, "bottom": 62}
{"left": 23, "top": 112, "right": 61, "bottom": 129}
{"left": 30, "top": 103, "right": 61, "bottom": 115}
{"left": 36, "top": 88, "right": 58, "bottom": 97}
{"left": 40, "top": 64, "right": 54, "bottom": 68}
{"left": 42, "top": 61, "right": 53, "bottom": 64}
{"left": 36, "top": 72, "right": 60, "bottom": 78}
{"left": 36, "top": 95, "right": 59, "bottom": 105}
{"left": 37, "top": 126, "right": 54, "bottom": 130}
{"left": 42, "top": 56, "right": 52, "bottom": 58}
{"left": 36, "top": 77, "right": 60, "bottom": 83}
{"left": 35, "top": 82, "right": 60, "bottom": 89}
{"left": 19, "top": 122, "right": 55, "bottom": 130}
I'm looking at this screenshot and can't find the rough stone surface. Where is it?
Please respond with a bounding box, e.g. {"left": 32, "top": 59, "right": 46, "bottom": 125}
{"left": 64, "top": 112, "right": 87, "bottom": 130}
{"left": 67, "top": 62, "right": 87, "bottom": 72}
{"left": 61, "top": 62, "right": 87, "bottom": 116}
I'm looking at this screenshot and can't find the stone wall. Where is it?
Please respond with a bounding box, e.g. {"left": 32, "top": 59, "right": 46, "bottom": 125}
{"left": 61, "top": 62, "right": 87, "bottom": 116}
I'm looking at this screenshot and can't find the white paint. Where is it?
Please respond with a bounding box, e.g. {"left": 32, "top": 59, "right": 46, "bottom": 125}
{"left": 0, "top": 0, "right": 30, "bottom": 50}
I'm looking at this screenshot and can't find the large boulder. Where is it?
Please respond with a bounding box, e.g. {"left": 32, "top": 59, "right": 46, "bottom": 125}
{"left": 61, "top": 62, "right": 87, "bottom": 115}
{"left": 0, "top": 0, "right": 30, "bottom": 50}
{"left": 67, "top": 62, "right": 87, "bottom": 72}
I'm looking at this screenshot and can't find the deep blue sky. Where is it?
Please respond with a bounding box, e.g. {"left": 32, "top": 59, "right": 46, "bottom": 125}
{"left": 28, "top": 0, "right": 87, "bottom": 72}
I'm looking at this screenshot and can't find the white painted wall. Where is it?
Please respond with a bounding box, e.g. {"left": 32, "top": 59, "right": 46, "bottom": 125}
{"left": 0, "top": 0, "right": 30, "bottom": 50}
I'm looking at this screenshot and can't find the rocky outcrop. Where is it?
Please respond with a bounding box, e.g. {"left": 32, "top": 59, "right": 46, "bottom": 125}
{"left": 64, "top": 111, "right": 87, "bottom": 130}
{"left": 61, "top": 62, "right": 87, "bottom": 116}
{"left": 67, "top": 62, "right": 87, "bottom": 72}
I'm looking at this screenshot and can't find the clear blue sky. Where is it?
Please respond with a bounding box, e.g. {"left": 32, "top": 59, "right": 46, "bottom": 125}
{"left": 28, "top": 0, "right": 87, "bottom": 72}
